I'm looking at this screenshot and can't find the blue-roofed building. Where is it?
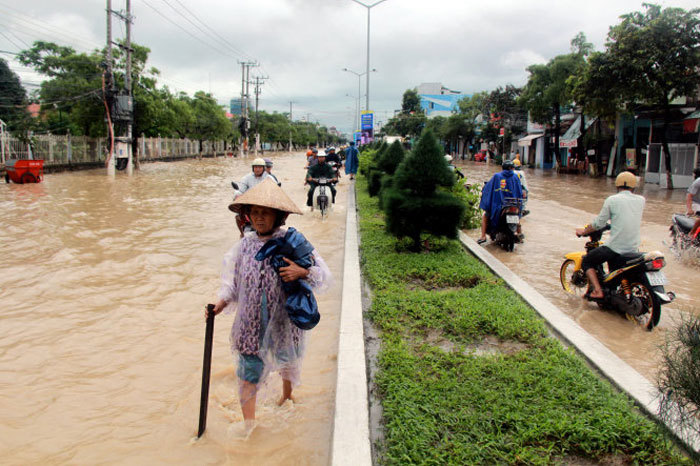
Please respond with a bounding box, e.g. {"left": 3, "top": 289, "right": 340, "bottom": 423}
{"left": 417, "top": 83, "right": 470, "bottom": 118}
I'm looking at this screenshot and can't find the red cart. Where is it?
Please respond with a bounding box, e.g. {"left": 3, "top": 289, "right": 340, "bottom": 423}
{"left": 4, "top": 159, "right": 44, "bottom": 184}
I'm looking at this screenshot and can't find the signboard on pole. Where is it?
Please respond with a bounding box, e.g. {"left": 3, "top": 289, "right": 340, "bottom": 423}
{"left": 360, "top": 111, "right": 374, "bottom": 145}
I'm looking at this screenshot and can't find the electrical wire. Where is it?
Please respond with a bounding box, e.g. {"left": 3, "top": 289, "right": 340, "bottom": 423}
{"left": 169, "top": 0, "right": 255, "bottom": 61}
{"left": 142, "top": 0, "right": 238, "bottom": 59}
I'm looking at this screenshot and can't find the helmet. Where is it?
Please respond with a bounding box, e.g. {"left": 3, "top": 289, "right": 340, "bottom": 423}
{"left": 312, "top": 148, "right": 318, "bottom": 154}
{"left": 349, "top": 141, "right": 355, "bottom": 146}
{"left": 263, "top": 158, "right": 273, "bottom": 167}
{"left": 327, "top": 146, "right": 336, "bottom": 152}
{"left": 502, "top": 160, "right": 515, "bottom": 170}
{"left": 444, "top": 154, "right": 453, "bottom": 162}
{"left": 252, "top": 158, "right": 266, "bottom": 167}
{"left": 615, "top": 171, "right": 637, "bottom": 188}
{"left": 317, "top": 151, "right": 327, "bottom": 157}
{"left": 513, "top": 159, "right": 522, "bottom": 167}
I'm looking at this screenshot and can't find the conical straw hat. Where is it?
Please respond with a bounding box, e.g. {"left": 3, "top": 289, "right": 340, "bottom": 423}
{"left": 229, "top": 178, "right": 303, "bottom": 215}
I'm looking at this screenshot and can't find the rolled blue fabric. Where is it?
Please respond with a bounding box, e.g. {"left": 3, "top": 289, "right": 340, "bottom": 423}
{"left": 255, "top": 228, "right": 320, "bottom": 330}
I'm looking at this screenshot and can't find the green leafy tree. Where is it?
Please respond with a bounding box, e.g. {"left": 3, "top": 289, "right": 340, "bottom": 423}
{"left": 401, "top": 88, "right": 422, "bottom": 114}
{"left": 18, "top": 41, "right": 104, "bottom": 136}
{"left": 383, "top": 130, "right": 464, "bottom": 251}
{"left": 0, "top": 58, "right": 28, "bottom": 132}
{"left": 458, "top": 91, "right": 488, "bottom": 122}
{"left": 573, "top": 4, "right": 700, "bottom": 187}
{"left": 189, "top": 91, "right": 232, "bottom": 151}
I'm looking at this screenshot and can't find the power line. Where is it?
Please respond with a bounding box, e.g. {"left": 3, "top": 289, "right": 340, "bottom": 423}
{"left": 142, "top": 0, "right": 238, "bottom": 60}
{"left": 170, "top": 0, "right": 254, "bottom": 61}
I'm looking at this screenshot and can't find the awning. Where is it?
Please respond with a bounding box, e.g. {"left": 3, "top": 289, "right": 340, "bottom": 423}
{"left": 518, "top": 133, "right": 543, "bottom": 146}
{"left": 560, "top": 115, "right": 597, "bottom": 147}
{"left": 683, "top": 110, "right": 700, "bottom": 120}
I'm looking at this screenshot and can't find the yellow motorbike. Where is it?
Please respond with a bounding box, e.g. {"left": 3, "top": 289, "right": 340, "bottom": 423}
{"left": 560, "top": 224, "right": 674, "bottom": 331}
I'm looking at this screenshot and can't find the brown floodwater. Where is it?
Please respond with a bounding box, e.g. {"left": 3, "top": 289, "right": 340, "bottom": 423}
{"left": 459, "top": 160, "right": 699, "bottom": 380}
{"left": 0, "top": 152, "right": 347, "bottom": 464}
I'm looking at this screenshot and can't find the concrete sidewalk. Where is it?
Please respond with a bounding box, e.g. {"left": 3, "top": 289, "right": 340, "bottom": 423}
{"left": 331, "top": 186, "right": 372, "bottom": 466}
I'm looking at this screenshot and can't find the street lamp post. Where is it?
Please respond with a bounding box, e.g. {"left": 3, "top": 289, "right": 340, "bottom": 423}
{"left": 349, "top": 0, "right": 389, "bottom": 114}
{"left": 343, "top": 67, "right": 376, "bottom": 133}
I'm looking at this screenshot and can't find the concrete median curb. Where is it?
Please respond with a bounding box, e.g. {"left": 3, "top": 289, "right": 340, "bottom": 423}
{"left": 459, "top": 231, "right": 700, "bottom": 455}
{"left": 331, "top": 185, "right": 372, "bottom": 466}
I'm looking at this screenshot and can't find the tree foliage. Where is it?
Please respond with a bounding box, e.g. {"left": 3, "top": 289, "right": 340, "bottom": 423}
{"left": 570, "top": 5, "right": 700, "bottom": 186}
{"left": 0, "top": 58, "right": 28, "bottom": 132}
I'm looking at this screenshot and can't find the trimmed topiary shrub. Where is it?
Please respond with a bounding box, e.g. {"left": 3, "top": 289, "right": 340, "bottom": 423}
{"left": 383, "top": 130, "right": 465, "bottom": 250}
{"left": 367, "top": 168, "right": 384, "bottom": 197}
{"left": 377, "top": 140, "right": 405, "bottom": 175}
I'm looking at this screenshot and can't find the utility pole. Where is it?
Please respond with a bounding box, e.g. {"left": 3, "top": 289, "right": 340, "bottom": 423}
{"left": 288, "top": 101, "right": 296, "bottom": 153}
{"left": 105, "top": 0, "right": 115, "bottom": 176}
{"left": 105, "top": 1, "right": 133, "bottom": 175}
{"left": 237, "top": 60, "right": 257, "bottom": 157}
{"left": 125, "top": 0, "right": 133, "bottom": 173}
{"left": 253, "top": 75, "right": 268, "bottom": 156}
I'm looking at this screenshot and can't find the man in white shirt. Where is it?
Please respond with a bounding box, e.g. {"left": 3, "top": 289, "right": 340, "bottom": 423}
{"left": 575, "top": 171, "right": 645, "bottom": 300}
{"left": 685, "top": 168, "right": 700, "bottom": 238}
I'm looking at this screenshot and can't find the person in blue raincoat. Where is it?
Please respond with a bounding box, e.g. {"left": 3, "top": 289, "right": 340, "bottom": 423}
{"left": 344, "top": 141, "right": 359, "bottom": 180}
{"left": 477, "top": 160, "right": 523, "bottom": 244}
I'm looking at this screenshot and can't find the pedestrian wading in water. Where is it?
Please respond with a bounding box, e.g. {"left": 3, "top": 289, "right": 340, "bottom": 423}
{"left": 207, "top": 178, "right": 333, "bottom": 438}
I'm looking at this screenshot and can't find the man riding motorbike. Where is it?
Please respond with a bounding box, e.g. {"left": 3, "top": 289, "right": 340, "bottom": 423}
{"left": 232, "top": 158, "right": 269, "bottom": 236}
{"left": 324, "top": 147, "right": 342, "bottom": 178}
{"left": 575, "top": 171, "right": 644, "bottom": 300}
{"left": 264, "top": 158, "right": 281, "bottom": 186}
{"left": 235, "top": 158, "right": 269, "bottom": 194}
{"left": 513, "top": 159, "right": 529, "bottom": 216}
{"left": 685, "top": 167, "right": 700, "bottom": 238}
{"left": 477, "top": 160, "right": 524, "bottom": 244}
{"left": 306, "top": 152, "right": 337, "bottom": 208}
{"left": 305, "top": 148, "right": 319, "bottom": 169}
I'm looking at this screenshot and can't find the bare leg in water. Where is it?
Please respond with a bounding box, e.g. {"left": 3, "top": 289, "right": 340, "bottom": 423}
{"left": 240, "top": 381, "right": 257, "bottom": 420}
{"left": 278, "top": 379, "right": 295, "bottom": 406}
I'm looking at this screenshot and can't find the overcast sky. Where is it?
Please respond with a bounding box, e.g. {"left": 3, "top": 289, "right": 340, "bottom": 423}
{"left": 1, "top": 0, "right": 697, "bottom": 134}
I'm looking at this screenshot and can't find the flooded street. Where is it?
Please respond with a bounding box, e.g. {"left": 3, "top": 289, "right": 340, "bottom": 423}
{"left": 0, "top": 153, "right": 347, "bottom": 464}
{"left": 460, "top": 160, "right": 698, "bottom": 380}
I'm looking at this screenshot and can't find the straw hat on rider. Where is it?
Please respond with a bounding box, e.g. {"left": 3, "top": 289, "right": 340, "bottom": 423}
{"left": 228, "top": 178, "right": 303, "bottom": 215}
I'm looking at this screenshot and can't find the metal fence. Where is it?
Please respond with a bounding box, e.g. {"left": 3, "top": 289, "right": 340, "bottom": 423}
{"left": 0, "top": 133, "right": 229, "bottom": 165}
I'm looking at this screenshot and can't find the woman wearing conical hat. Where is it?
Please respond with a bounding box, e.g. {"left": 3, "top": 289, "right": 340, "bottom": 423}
{"left": 208, "top": 179, "right": 333, "bottom": 437}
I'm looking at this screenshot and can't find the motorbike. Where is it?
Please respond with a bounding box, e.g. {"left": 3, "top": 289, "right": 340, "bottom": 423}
{"left": 311, "top": 177, "right": 333, "bottom": 218}
{"left": 560, "top": 224, "right": 674, "bottom": 331}
{"left": 488, "top": 197, "right": 523, "bottom": 252}
{"left": 230, "top": 182, "right": 251, "bottom": 236}
{"left": 669, "top": 213, "right": 700, "bottom": 256}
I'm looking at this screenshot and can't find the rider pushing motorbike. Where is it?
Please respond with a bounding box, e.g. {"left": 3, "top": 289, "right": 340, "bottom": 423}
{"left": 477, "top": 160, "right": 524, "bottom": 244}
{"left": 575, "top": 171, "right": 644, "bottom": 300}
{"left": 306, "top": 152, "right": 337, "bottom": 208}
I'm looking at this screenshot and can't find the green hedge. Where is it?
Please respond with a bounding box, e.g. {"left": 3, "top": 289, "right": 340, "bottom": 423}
{"left": 355, "top": 175, "right": 689, "bottom": 465}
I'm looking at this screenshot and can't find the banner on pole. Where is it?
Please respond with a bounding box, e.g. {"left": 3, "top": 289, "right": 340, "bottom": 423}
{"left": 360, "top": 111, "right": 374, "bottom": 144}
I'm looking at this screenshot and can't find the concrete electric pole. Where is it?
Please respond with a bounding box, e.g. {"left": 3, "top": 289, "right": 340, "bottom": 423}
{"left": 253, "top": 75, "right": 268, "bottom": 156}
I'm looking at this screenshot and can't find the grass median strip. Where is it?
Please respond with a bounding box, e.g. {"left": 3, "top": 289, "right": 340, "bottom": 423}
{"left": 355, "top": 177, "right": 689, "bottom": 465}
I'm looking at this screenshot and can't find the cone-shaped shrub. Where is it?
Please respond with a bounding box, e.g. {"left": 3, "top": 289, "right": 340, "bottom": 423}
{"left": 368, "top": 168, "right": 383, "bottom": 197}
{"left": 377, "top": 140, "right": 405, "bottom": 175}
{"left": 393, "top": 130, "right": 454, "bottom": 197}
{"left": 383, "top": 130, "right": 464, "bottom": 250}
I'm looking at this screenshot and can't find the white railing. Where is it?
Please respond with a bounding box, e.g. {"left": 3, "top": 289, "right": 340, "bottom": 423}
{"left": 1, "top": 134, "right": 230, "bottom": 165}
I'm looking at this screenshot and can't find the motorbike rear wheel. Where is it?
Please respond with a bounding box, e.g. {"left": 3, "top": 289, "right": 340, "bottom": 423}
{"left": 625, "top": 282, "right": 660, "bottom": 331}
{"left": 560, "top": 259, "right": 588, "bottom": 297}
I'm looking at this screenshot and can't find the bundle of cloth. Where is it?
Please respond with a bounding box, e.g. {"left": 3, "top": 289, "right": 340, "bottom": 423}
{"left": 255, "top": 227, "right": 320, "bottom": 330}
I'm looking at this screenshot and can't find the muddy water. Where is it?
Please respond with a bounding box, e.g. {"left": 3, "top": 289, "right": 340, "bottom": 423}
{"left": 0, "top": 153, "right": 347, "bottom": 464}
{"left": 459, "top": 160, "right": 698, "bottom": 380}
